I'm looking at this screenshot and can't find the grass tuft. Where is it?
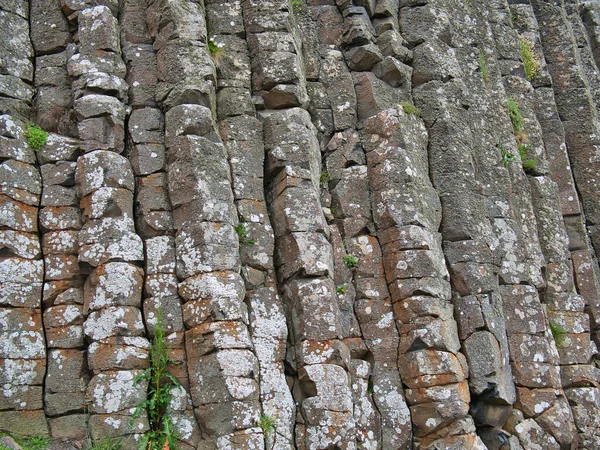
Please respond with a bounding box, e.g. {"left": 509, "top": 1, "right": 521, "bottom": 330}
{"left": 344, "top": 254, "right": 359, "bottom": 268}
{"left": 520, "top": 37, "right": 540, "bottom": 81}
{"left": 549, "top": 321, "right": 567, "bottom": 349}
{"left": 235, "top": 223, "right": 255, "bottom": 246}
{"left": 0, "top": 434, "right": 53, "bottom": 450}
{"left": 478, "top": 52, "right": 489, "bottom": 83}
{"left": 507, "top": 98, "right": 523, "bottom": 133}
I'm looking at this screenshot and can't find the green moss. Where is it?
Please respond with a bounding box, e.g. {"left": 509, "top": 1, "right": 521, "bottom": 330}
{"left": 518, "top": 142, "right": 536, "bottom": 173}
{"left": 24, "top": 123, "right": 48, "bottom": 152}
{"left": 320, "top": 171, "right": 330, "bottom": 185}
{"left": 401, "top": 102, "right": 421, "bottom": 117}
{"left": 336, "top": 284, "right": 347, "bottom": 295}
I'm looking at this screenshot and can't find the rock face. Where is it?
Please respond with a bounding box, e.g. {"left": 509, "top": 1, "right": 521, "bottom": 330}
{"left": 1, "top": 0, "right": 600, "bottom": 448}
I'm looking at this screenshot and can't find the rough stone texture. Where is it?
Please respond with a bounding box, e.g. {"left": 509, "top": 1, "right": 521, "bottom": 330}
{"left": 2, "top": 0, "right": 600, "bottom": 447}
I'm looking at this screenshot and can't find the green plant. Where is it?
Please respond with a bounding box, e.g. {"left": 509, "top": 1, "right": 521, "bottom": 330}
{"left": 498, "top": 140, "right": 517, "bottom": 168}
{"left": 291, "top": 0, "right": 304, "bottom": 10}
{"left": 24, "top": 123, "right": 48, "bottom": 152}
{"left": 367, "top": 379, "right": 374, "bottom": 394}
{"left": 235, "top": 223, "right": 255, "bottom": 246}
{"left": 336, "top": 284, "right": 347, "bottom": 295}
{"left": 344, "top": 254, "right": 359, "bottom": 268}
{"left": 207, "top": 37, "right": 224, "bottom": 64}
{"left": 507, "top": 98, "right": 523, "bottom": 133}
{"left": 520, "top": 38, "right": 540, "bottom": 81}
{"left": 478, "top": 52, "right": 489, "bottom": 83}
{"left": 133, "top": 310, "right": 182, "bottom": 450}
{"left": 549, "top": 321, "right": 567, "bottom": 349}
{"left": 401, "top": 102, "right": 421, "bottom": 117}
{"left": 0, "top": 434, "right": 53, "bottom": 450}
{"left": 518, "top": 142, "right": 536, "bottom": 172}
{"left": 320, "top": 171, "right": 330, "bottom": 185}
{"left": 257, "top": 414, "right": 275, "bottom": 436}
{"left": 85, "top": 439, "right": 122, "bottom": 450}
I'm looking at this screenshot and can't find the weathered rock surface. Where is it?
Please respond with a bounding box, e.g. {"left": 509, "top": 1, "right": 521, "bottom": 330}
{"left": 2, "top": 0, "right": 600, "bottom": 448}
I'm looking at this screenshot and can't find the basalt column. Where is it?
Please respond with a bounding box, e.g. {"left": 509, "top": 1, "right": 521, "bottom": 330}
{"left": 150, "top": 0, "right": 262, "bottom": 446}
{"left": 68, "top": 4, "right": 150, "bottom": 446}
{"left": 205, "top": 0, "right": 297, "bottom": 447}
{"left": 0, "top": 0, "right": 48, "bottom": 439}
{"left": 301, "top": 2, "right": 415, "bottom": 448}
{"left": 243, "top": 0, "right": 358, "bottom": 447}
{"left": 121, "top": 1, "right": 202, "bottom": 447}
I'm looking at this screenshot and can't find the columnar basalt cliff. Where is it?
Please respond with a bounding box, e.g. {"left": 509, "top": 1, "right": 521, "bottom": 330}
{"left": 2, "top": 0, "right": 600, "bottom": 449}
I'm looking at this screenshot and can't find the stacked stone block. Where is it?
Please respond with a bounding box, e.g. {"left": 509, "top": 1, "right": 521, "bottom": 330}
{"left": 531, "top": 0, "right": 600, "bottom": 446}
{"left": 30, "top": 8, "right": 88, "bottom": 438}
{"left": 146, "top": 1, "right": 260, "bottom": 446}
{"left": 120, "top": 2, "right": 201, "bottom": 447}
{"left": 0, "top": 115, "right": 48, "bottom": 437}
{"left": 360, "top": 108, "right": 483, "bottom": 449}
{"left": 61, "top": 3, "right": 151, "bottom": 446}
{"left": 38, "top": 135, "right": 89, "bottom": 440}
{"left": 0, "top": 0, "right": 48, "bottom": 438}
{"left": 206, "top": 0, "right": 297, "bottom": 447}
{"left": 302, "top": 1, "right": 416, "bottom": 446}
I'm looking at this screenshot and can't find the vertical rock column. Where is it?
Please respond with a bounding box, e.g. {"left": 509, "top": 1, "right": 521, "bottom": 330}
{"left": 120, "top": 1, "right": 202, "bottom": 447}
{"left": 0, "top": 1, "right": 48, "bottom": 438}
{"left": 532, "top": 0, "right": 600, "bottom": 446}
{"left": 532, "top": 0, "right": 600, "bottom": 259}
{"left": 204, "top": 0, "right": 296, "bottom": 447}
{"left": 39, "top": 135, "right": 88, "bottom": 441}
{"left": 30, "top": 0, "right": 74, "bottom": 136}
{"left": 468, "top": 2, "right": 579, "bottom": 447}
{"left": 32, "top": 4, "right": 88, "bottom": 439}
{"left": 148, "top": 0, "right": 262, "bottom": 446}
{"left": 301, "top": 1, "right": 415, "bottom": 447}
{"left": 507, "top": 4, "right": 600, "bottom": 449}
{"left": 0, "top": 116, "right": 47, "bottom": 437}
{"left": 360, "top": 107, "right": 480, "bottom": 449}
{"left": 242, "top": 1, "right": 357, "bottom": 447}
{"left": 68, "top": 5, "right": 150, "bottom": 446}
{"left": 399, "top": 1, "right": 512, "bottom": 447}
